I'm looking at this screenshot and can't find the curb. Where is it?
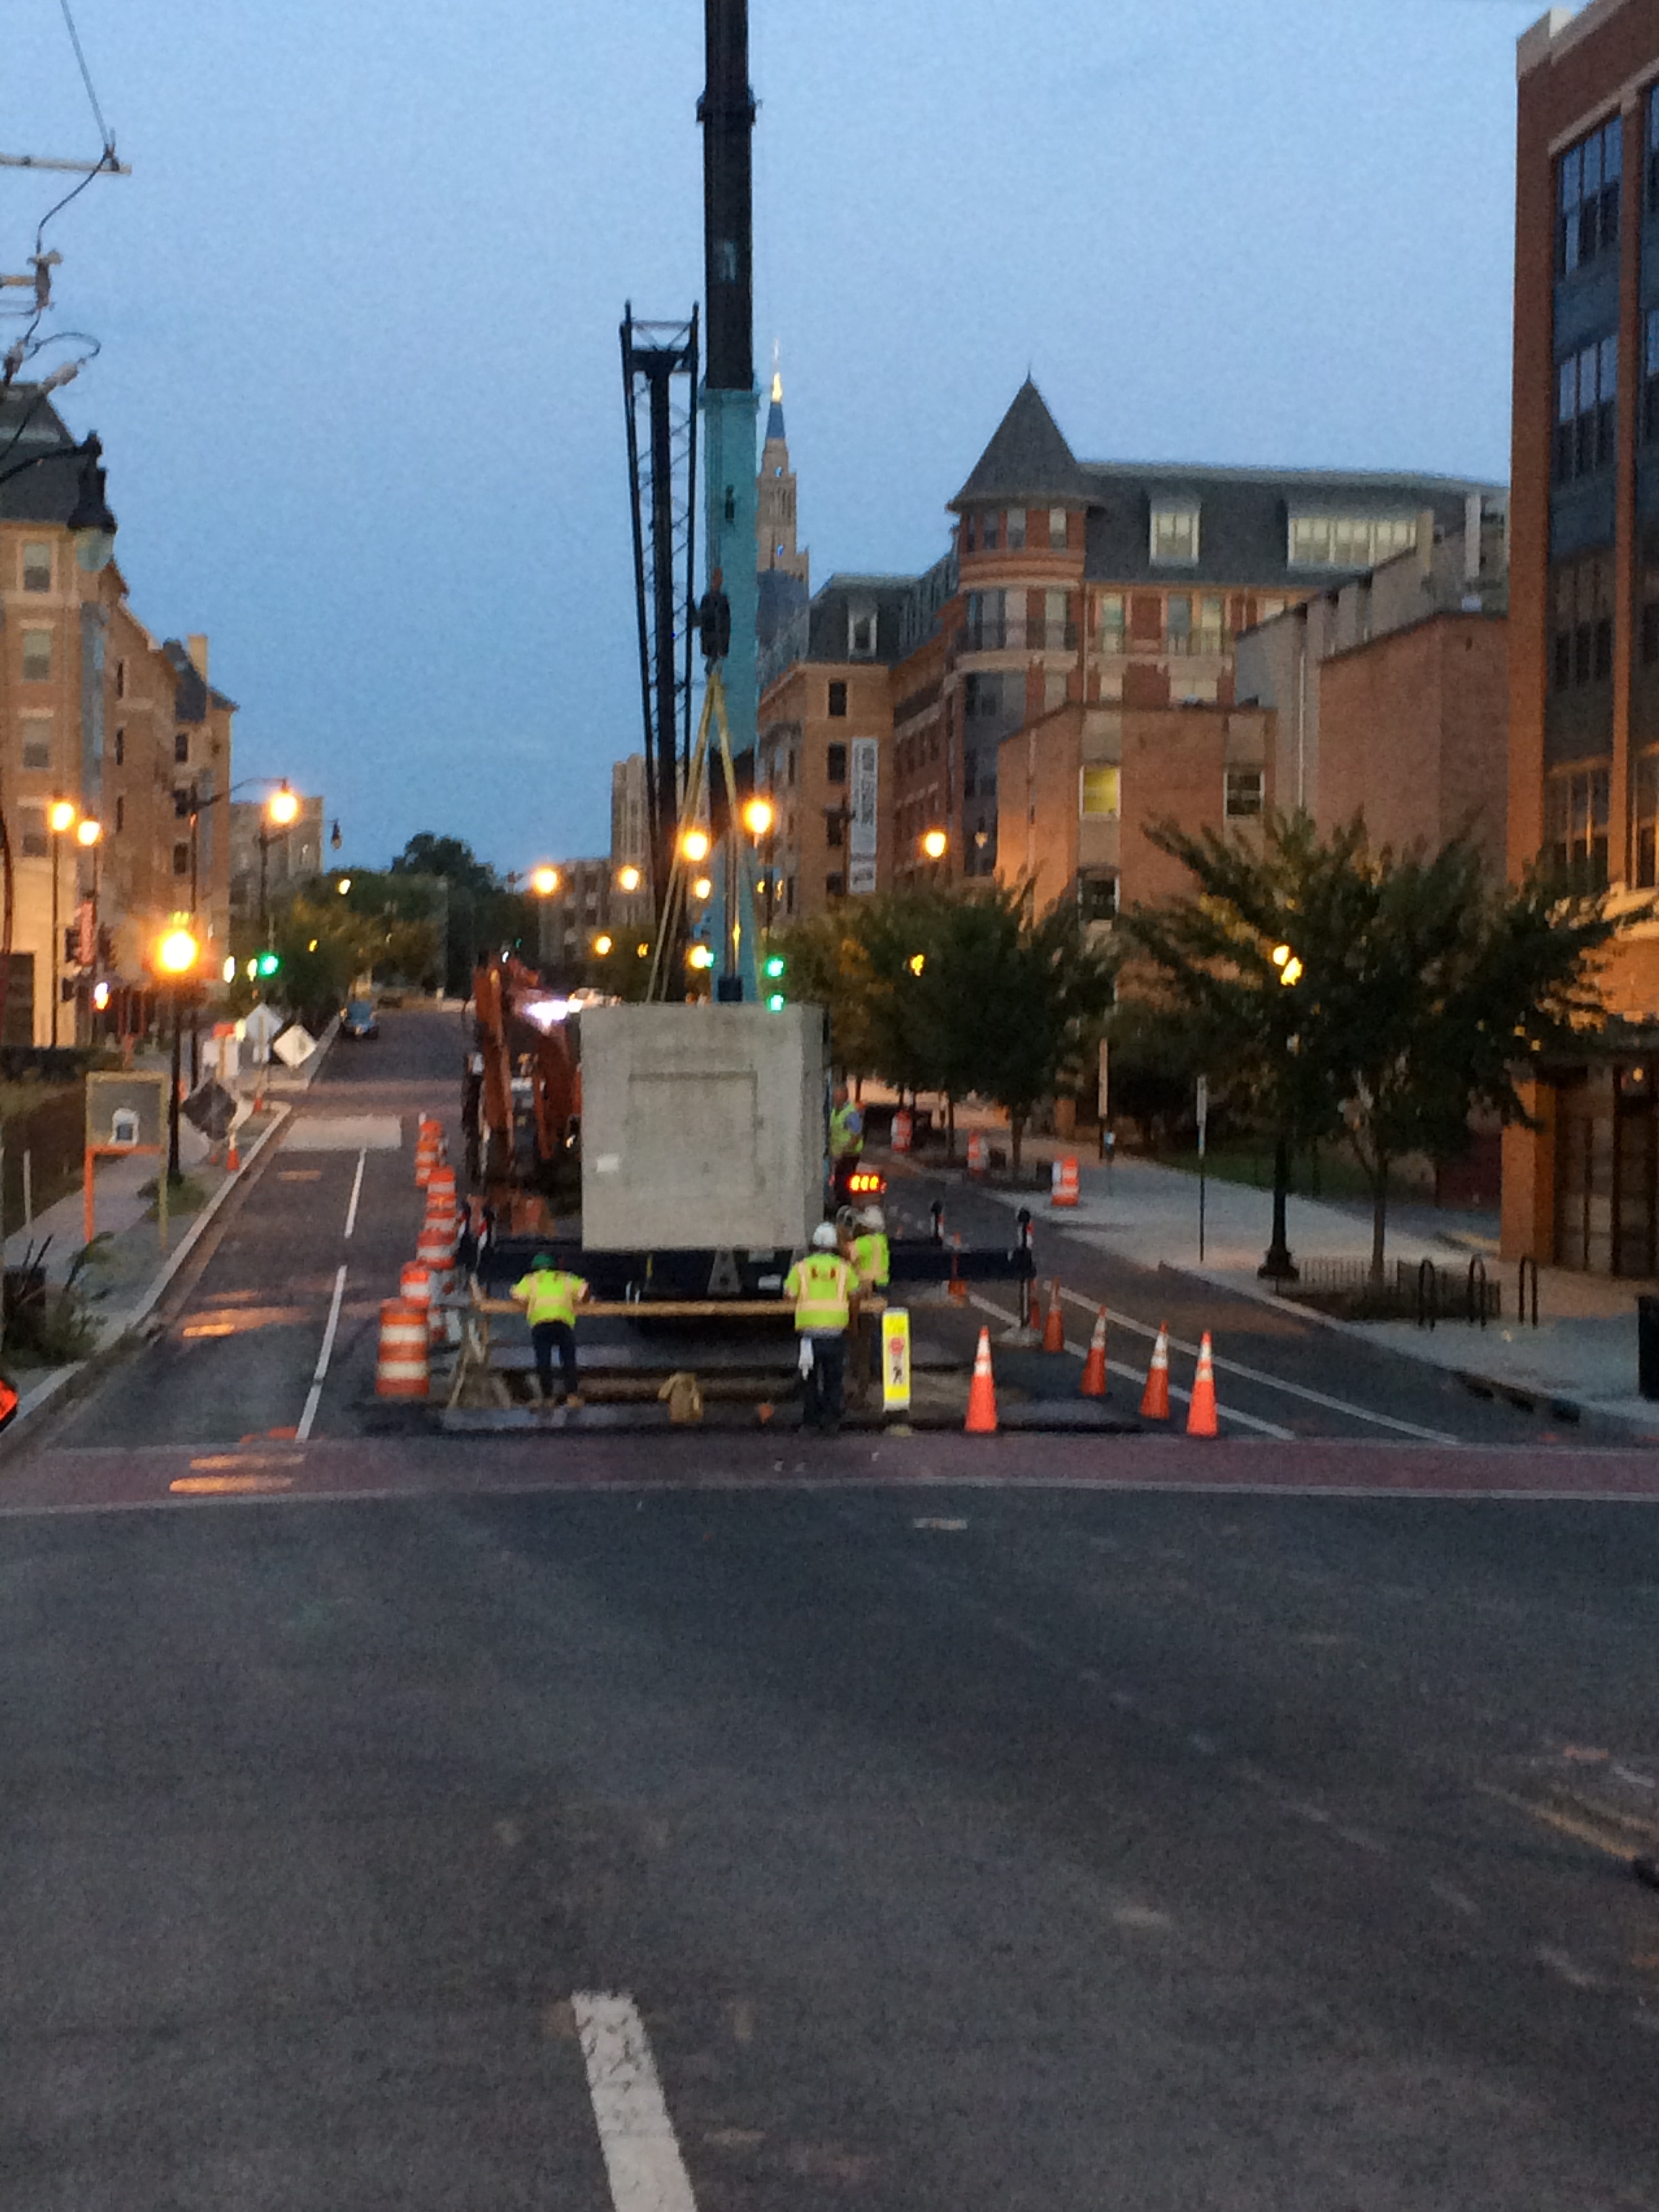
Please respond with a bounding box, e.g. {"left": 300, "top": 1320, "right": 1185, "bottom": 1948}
{"left": 3, "top": 1103, "right": 293, "bottom": 1439}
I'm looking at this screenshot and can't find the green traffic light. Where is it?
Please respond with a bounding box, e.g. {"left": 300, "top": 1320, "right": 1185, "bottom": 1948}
{"left": 765, "top": 991, "right": 786, "bottom": 1012}
{"left": 257, "top": 951, "right": 281, "bottom": 977}
{"left": 763, "top": 953, "right": 785, "bottom": 979}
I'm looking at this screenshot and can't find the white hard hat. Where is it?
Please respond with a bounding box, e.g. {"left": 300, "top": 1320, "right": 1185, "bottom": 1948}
{"left": 811, "top": 1223, "right": 840, "bottom": 1250}
{"left": 859, "top": 1206, "right": 885, "bottom": 1231}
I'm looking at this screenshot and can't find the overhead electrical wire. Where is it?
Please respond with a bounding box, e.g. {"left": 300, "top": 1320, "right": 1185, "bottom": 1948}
{"left": 56, "top": 0, "right": 115, "bottom": 157}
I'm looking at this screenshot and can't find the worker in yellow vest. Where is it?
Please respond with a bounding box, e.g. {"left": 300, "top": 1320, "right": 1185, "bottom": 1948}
{"left": 828, "top": 1082, "right": 864, "bottom": 1208}
{"left": 851, "top": 1205, "right": 890, "bottom": 1296}
{"left": 510, "top": 1251, "right": 590, "bottom": 1407}
{"left": 784, "top": 1222, "right": 855, "bottom": 1436}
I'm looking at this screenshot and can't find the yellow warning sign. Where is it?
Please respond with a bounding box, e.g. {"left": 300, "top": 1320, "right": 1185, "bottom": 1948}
{"left": 882, "top": 1307, "right": 912, "bottom": 1412}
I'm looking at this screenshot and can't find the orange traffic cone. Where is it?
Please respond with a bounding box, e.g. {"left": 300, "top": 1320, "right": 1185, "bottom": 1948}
{"left": 1042, "top": 1280, "right": 1065, "bottom": 1354}
{"left": 1185, "top": 1332, "right": 1218, "bottom": 1437}
{"left": 226, "top": 1128, "right": 240, "bottom": 1174}
{"left": 1080, "top": 1309, "right": 1107, "bottom": 1397}
{"left": 965, "top": 1326, "right": 998, "bottom": 1435}
{"left": 1139, "top": 1322, "right": 1171, "bottom": 1420}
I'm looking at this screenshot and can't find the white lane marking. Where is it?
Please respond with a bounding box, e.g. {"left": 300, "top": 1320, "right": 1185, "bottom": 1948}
{"left": 296, "top": 1264, "right": 348, "bottom": 1443}
{"left": 343, "top": 1149, "right": 366, "bottom": 1239}
{"left": 573, "top": 1991, "right": 698, "bottom": 2212}
{"left": 1427, "top": 1877, "right": 1481, "bottom": 1919}
{"left": 968, "top": 1292, "right": 1295, "bottom": 1440}
{"left": 1056, "top": 1287, "right": 1460, "bottom": 1445}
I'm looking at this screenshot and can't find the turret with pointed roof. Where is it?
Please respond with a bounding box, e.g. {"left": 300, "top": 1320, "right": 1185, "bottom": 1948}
{"left": 757, "top": 350, "right": 808, "bottom": 646}
{"left": 951, "top": 377, "right": 1094, "bottom": 510}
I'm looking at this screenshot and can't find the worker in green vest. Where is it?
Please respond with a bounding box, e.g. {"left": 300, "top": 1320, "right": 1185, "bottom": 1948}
{"left": 784, "top": 1222, "right": 855, "bottom": 1436}
{"left": 828, "top": 1082, "right": 864, "bottom": 1207}
{"left": 509, "top": 1251, "right": 590, "bottom": 1407}
{"left": 848, "top": 1205, "right": 890, "bottom": 1403}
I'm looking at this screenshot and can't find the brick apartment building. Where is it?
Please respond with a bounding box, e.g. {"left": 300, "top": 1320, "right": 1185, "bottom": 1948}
{"left": 1504, "top": 0, "right": 1659, "bottom": 1275}
{"left": 757, "top": 376, "right": 1494, "bottom": 931}
{"left": 0, "top": 388, "right": 234, "bottom": 1044}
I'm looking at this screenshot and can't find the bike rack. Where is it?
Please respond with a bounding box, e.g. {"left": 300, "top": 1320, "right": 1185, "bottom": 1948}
{"left": 1517, "top": 1253, "right": 1539, "bottom": 1329}
{"left": 1416, "top": 1256, "right": 1439, "bottom": 1331}
{"left": 1466, "top": 1253, "right": 1488, "bottom": 1329}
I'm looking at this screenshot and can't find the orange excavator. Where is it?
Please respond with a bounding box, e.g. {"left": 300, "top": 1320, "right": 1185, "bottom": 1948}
{"left": 470, "top": 955, "right": 579, "bottom": 1199}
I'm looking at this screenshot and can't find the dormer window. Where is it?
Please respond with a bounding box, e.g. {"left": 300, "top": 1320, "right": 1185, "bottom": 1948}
{"left": 848, "top": 609, "right": 878, "bottom": 659}
{"left": 1151, "top": 507, "right": 1200, "bottom": 565}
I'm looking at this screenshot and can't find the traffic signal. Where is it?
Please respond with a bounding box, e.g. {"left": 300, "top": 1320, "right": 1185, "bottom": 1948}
{"left": 762, "top": 949, "right": 786, "bottom": 1012}
{"left": 257, "top": 950, "right": 281, "bottom": 977}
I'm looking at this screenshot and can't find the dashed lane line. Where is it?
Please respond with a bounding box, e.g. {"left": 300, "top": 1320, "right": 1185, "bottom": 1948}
{"left": 573, "top": 1991, "right": 699, "bottom": 2211}
{"left": 966, "top": 1292, "right": 1296, "bottom": 1440}
{"left": 344, "top": 1147, "right": 366, "bottom": 1238}
{"left": 296, "top": 1264, "right": 348, "bottom": 1443}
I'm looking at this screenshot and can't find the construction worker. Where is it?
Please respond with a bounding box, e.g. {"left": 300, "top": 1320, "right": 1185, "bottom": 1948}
{"left": 509, "top": 1250, "right": 590, "bottom": 1407}
{"left": 829, "top": 1082, "right": 864, "bottom": 1208}
{"left": 785, "top": 1222, "right": 854, "bottom": 1436}
{"left": 848, "top": 1204, "right": 890, "bottom": 1402}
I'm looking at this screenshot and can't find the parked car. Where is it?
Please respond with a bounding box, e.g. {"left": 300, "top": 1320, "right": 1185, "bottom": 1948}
{"left": 342, "top": 999, "right": 380, "bottom": 1040}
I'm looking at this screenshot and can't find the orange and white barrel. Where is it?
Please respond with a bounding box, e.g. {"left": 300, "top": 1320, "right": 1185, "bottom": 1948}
{"left": 1050, "top": 1156, "right": 1080, "bottom": 1208}
{"left": 891, "top": 1109, "right": 912, "bottom": 1155}
{"left": 426, "top": 1164, "right": 457, "bottom": 1214}
{"left": 400, "top": 1260, "right": 439, "bottom": 1345}
{"left": 413, "top": 1124, "right": 442, "bottom": 1187}
{"left": 967, "top": 1130, "right": 989, "bottom": 1176}
{"left": 417, "top": 1210, "right": 459, "bottom": 1271}
{"left": 375, "top": 1300, "right": 430, "bottom": 1398}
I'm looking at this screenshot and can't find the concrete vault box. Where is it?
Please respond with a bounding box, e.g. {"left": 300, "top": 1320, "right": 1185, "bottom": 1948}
{"left": 579, "top": 1004, "right": 825, "bottom": 1252}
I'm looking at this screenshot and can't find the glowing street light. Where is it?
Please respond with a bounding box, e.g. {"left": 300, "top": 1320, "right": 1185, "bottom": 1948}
{"left": 155, "top": 924, "right": 201, "bottom": 1185}
{"left": 48, "top": 799, "right": 77, "bottom": 835}
{"left": 687, "top": 943, "right": 714, "bottom": 970}
{"left": 742, "top": 797, "right": 775, "bottom": 839}
{"left": 1271, "top": 943, "right": 1304, "bottom": 988}
{"left": 617, "top": 863, "right": 642, "bottom": 894}
{"left": 530, "top": 865, "right": 560, "bottom": 897}
{"left": 920, "top": 828, "right": 948, "bottom": 863}
{"left": 693, "top": 876, "right": 713, "bottom": 901}
{"left": 592, "top": 934, "right": 614, "bottom": 958}
{"left": 680, "top": 827, "right": 712, "bottom": 865}
{"left": 266, "top": 783, "right": 300, "bottom": 829}
{"left": 336, "top": 876, "right": 352, "bottom": 895}
{"left": 75, "top": 817, "right": 101, "bottom": 848}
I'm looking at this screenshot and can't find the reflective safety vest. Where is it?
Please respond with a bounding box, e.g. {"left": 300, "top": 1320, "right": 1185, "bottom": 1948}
{"left": 851, "top": 1231, "right": 889, "bottom": 1291}
{"left": 784, "top": 1251, "right": 853, "bottom": 1334}
{"left": 829, "top": 1103, "right": 863, "bottom": 1160}
{"left": 511, "top": 1268, "right": 588, "bottom": 1328}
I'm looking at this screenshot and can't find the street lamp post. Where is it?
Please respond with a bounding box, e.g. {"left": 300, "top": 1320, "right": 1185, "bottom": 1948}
{"left": 46, "top": 799, "right": 77, "bottom": 1048}
{"left": 1258, "top": 942, "right": 1305, "bottom": 1284}
{"left": 920, "top": 827, "right": 949, "bottom": 881}
{"left": 155, "top": 924, "right": 200, "bottom": 1185}
{"left": 258, "top": 781, "right": 301, "bottom": 947}
{"left": 75, "top": 815, "right": 101, "bottom": 1044}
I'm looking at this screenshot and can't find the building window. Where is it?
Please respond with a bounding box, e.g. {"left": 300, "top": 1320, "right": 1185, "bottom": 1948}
{"left": 114, "top": 658, "right": 126, "bottom": 699}
{"left": 1544, "top": 763, "right": 1610, "bottom": 883}
{"left": 826, "top": 741, "right": 848, "bottom": 785}
{"left": 1197, "top": 595, "right": 1227, "bottom": 654}
{"left": 1151, "top": 507, "right": 1200, "bottom": 565}
{"left": 20, "top": 720, "right": 50, "bottom": 772}
{"left": 173, "top": 787, "right": 193, "bottom": 820}
{"left": 1257, "top": 595, "right": 1286, "bottom": 623}
{"left": 1288, "top": 514, "right": 1416, "bottom": 569}
{"left": 1555, "top": 334, "right": 1618, "bottom": 482}
{"left": 1048, "top": 508, "right": 1069, "bottom": 550}
{"left": 1166, "top": 595, "right": 1192, "bottom": 653}
{"left": 1077, "top": 872, "right": 1118, "bottom": 924}
{"left": 173, "top": 730, "right": 190, "bottom": 764}
{"left": 1225, "top": 767, "right": 1265, "bottom": 817}
{"left": 1097, "top": 593, "right": 1125, "bottom": 653}
{"left": 173, "top": 842, "right": 190, "bottom": 876}
{"left": 825, "top": 872, "right": 844, "bottom": 899}
{"left": 966, "top": 588, "right": 1010, "bottom": 651}
{"left": 22, "top": 541, "right": 50, "bottom": 592}
{"left": 827, "top": 680, "right": 847, "bottom": 718}
{"left": 1558, "top": 115, "right": 1621, "bottom": 276}
{"left": 825, "top": 810, "right": 845, "bottom": 848}
{"left": 1553, "top": 554, "right": 1613, "bottom": 691}
{"left": 1080, "top": 764, "right": 1121, "bottom": 818}
{"left": 19, "top": 807, "right": 46, "bottom": 859}
{"left": 113, "top": 726, "right": 125, "bottom": 766}
{"left": 1005, "top": 509, "right": 1027, "bottom": 550}
{"left": 115, "top": 795, "right": 124, "bottom": 834}
{"left": 848, "top": 610, "right": 877, "bottom": 659}
{"left": 20, "top": 630, "right": 52, "bottom": 682}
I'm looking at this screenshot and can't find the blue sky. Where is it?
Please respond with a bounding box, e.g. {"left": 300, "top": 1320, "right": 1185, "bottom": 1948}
{"left": 6, "top": 0, "right": 1546, "bottom": 873}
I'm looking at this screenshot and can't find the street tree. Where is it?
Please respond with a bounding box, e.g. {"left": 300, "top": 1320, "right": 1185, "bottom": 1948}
{"left": 1123, "top": 811, "right": 1620, "bottom": 1277}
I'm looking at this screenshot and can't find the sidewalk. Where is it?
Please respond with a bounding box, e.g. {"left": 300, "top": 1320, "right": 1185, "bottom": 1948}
{"left": 911, "top": 1145, "right": 1659, "bottom": 1435}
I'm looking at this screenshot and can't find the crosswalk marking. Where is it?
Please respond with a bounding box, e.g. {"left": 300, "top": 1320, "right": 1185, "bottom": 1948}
{"left": 573, "top": 1992, "right": 698, "bottom": 2211}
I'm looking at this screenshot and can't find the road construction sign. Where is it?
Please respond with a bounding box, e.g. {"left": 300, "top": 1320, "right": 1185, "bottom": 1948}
{"left": 882, "top": 1307, "right": 912, "bottom": 1413}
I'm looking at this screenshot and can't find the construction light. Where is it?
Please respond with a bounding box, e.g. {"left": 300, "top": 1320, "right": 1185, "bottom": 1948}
{"left": 91, "top": 979, "right": 110, "bottom": 1010}
{"left": 687, "top": 943, "right": 714, "bottom": 970}
{"left": 266, "top": 783, "right": 300, "bottom": 828}
{"left": 530, "top": 865, "right": 560, "bottom": 897}
{"left": 48, "top": 799, "right": 77, "bottom": 835}
{"left": 75, "top": 817, "right": 102, "bottom": 848}
{"left": 593, "top": 934, "right": 613, "bottom": 957}
{"left": 617, "top": 863, "right": 642, "bottom": 893}
{"left": 680, "top": 827, "right": 712, "bottom": 864}
{"left": 908, "top": 952, "right": 926, "bottom": 975}
{"left": 157, "top": 927, "right": 200, "bottom": 977}
{"left": 223, "top": 955, "right": 237, "bottom": 982}
{"left": 257, "top": 950, "right": 281, "bottom": 977}
{"left": 743, "top": 797, "right": 775, "bottom": 838}
{"left": 693, "top": 876, "right": 713, "bottom": 901}
{"left": 920, "top": 829, "right": 948, "bottom": 862}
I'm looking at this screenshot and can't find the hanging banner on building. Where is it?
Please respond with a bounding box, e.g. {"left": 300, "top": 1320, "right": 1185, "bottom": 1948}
{"left": 75, "top": 899, "right": 96, "bottom": 968}
{"left": 849, "top": 737, "right": 879, "bottom": 894}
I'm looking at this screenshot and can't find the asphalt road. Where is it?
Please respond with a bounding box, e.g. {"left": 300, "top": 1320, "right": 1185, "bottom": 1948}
{"left": 7, "top": 1010, "right": 1659, "bottom": 2207}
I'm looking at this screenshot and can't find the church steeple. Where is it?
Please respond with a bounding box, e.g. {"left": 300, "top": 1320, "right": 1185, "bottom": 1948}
{"left": 757, "top": 344, "right": 808, "bottom": 590}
